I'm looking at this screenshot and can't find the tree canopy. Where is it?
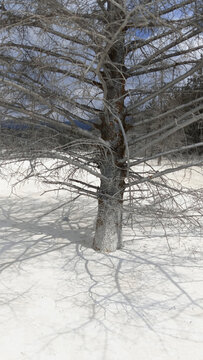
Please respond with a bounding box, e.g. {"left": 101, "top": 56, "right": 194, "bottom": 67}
{"left": 0, "top": 0, "right": 203, "bottom": 251}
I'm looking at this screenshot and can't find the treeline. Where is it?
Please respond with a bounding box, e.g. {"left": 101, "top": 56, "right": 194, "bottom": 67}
{"left": 133, "top": 70, "right": 203, "bottom": 158}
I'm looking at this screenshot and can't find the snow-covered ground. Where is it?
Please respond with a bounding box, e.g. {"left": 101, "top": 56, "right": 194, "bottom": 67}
{"left": 0, "top": 162, "right": 203, "bottom": 360}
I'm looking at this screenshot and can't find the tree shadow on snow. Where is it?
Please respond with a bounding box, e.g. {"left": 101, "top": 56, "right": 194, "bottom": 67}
{"left": 0, "top": 194, "right": 203, "bottom": 356}
{"left": 0, "top": 194, "right": 95, "bottom": 271}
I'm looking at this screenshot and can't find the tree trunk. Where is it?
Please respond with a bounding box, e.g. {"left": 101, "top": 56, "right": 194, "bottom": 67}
{"left": 93, "top": 159, "right": 126, "bottom": 252}
{"left": 93, "top": 0, "right": 127, "bottom": 252}
{"left": 93, "top": 195, "right": 123, "bottom": 252}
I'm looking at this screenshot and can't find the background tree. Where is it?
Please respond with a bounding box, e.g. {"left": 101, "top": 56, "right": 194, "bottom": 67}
{"left": 171, "top": 68, "right": 203, "bottom": 152}
{"left": 138, "top": 66, "right": 203, "bottom": 160}
{"left": 0, "top": 0, "right": 203, "bottom": 252}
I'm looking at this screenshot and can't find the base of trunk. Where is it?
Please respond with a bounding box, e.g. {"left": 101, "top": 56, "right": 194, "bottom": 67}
{"left": 93, "top": 200, "right": 123, "bottom": 252}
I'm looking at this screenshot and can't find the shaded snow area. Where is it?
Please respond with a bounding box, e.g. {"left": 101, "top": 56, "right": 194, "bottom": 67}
{"left": 0, "top": 163, "right": 203, "bottom": 360}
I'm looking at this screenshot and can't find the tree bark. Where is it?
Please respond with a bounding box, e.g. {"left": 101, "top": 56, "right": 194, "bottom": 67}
{"left": 93, "top": 0, "right": 127, "bottom": 252}
{"left": 93, "top": 158, "right": 126, "bottom": 252}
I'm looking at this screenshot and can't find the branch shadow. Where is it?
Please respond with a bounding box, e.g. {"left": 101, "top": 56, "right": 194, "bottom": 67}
{"left": 0, "top": 193, "right": 203, "bottom": 359}
{"left": 0, "top": 194, "right": 95, "bottom": 271}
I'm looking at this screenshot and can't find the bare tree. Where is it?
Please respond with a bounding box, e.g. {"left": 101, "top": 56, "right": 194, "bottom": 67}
{"left": 0, "top": 0, "right": 203, "bottom": 252}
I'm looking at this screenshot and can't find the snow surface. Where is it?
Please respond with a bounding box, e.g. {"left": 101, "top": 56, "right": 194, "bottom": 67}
{"left": 0, "top": 162, "right": 203, "bottom": 360}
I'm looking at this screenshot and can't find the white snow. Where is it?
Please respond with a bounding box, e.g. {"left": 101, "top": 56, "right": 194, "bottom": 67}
{"left": 0, "top": 162, "right": 203, "bottom": 360}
